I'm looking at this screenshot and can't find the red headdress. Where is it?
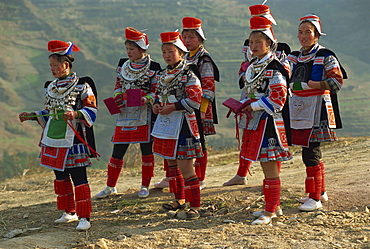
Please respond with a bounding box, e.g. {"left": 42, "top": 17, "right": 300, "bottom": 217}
{"left": 182, "top": 17, "right": 206, "bottom": 40}
{"left": 48, "top": 40, "right": 80, "bottom": 55}
{"left": 160, "top": 31, "right": 188, "bottom": 52}
{"left": 125, "top": 27, "right": 150, "bottom": 49}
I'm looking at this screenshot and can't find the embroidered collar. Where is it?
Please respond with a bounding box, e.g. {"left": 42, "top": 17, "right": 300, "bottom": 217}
{"left": 298, "top": 43, "right": 324, "bottom": 63}
{"left": 243, "top": 52, "right": 274, "bottom": 94}
{"left": 45, "top": 72, "right": 80, "bottom": 115}
{"left": 186, "top": 45, "right": 206, "bottom": 63}
{"left": 157, "top": 60, "right": 188, "bottom": 95}
{"left": 119, "top": 54, "right": 151, "bottom": 90}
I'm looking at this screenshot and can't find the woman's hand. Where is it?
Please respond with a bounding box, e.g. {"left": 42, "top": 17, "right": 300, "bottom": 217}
{"left": 200, "top": 112, "right": 206, "bottom": 123}
{"left": 159, "top": 104, "right": 176, "bottom": 115}
{"left": 241, "top": 104, "right": 253, "bottom": 113}
{"left": 19, "top": 112, "right": 33, "bottom": 123}
{"left": 307, "top": 80, "right": 321, "bottom": 89}
{"left": 142, "top": 97, "right": 149, "bottom": 105}
{"left": 63, "top": 111, "right": 78, "bottom": 120}
{"left": 114, "top": 94, "right": 123, "bottom": 105}
{"left": 152, "top": 103, "right": 161, "bottom": 114}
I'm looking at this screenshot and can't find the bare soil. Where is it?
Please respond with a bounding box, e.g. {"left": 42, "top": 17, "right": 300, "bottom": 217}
{"left": 0, "top": 137, "right": 369, "bottom": 249}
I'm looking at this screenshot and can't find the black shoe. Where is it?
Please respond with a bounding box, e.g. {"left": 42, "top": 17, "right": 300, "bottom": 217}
{"left": 162, "top": 201, "right": 187, "bottom": 211}
{"left": 186, "top": 209, "right": 200, "bottom": 220}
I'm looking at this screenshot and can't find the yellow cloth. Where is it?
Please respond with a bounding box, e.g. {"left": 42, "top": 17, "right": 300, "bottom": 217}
{"left": 189, "top": 45, "right": 202, "bottom": 57}
{"left": 200, "top": 97, "right": 209, "bottom": 113}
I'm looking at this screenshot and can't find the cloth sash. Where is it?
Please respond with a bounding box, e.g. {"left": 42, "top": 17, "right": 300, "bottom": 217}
{"left": 40, "top": 146, "right": 69, "bottom": 171}
{"left": 293, "top": 89, "right": 329, "bottom": 97}
{"left": 289, "top": 95, "right": 318, "bottom": 129}
{"left": 153, "top": 137, "right": 178, "bottom": 159}
{"left": 241, "top": 119, "right": 267, "bottom": 162}
{"left": 116, "top": 104, "right": 148, "bottom": 127}
{"left": 151, "top": 110, "right": 184, "bottom": 139}
{"left": 112, "top": 125, "right": 150, "bottom": 144}
{"left": 274, "top": 118, "right": 289, "bottom": 151}
{"left": 41, "top": 112, "right": 75, "bottom": 148}
{"left": 291, "top": 128, "right": 313, "bottom": 147}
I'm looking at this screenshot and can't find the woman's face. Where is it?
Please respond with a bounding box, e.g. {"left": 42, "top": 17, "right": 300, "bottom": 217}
{"left": 249, "top": 32, "right": 270, "bottom": 60}
{"left": 182, "top": 30, "right": 202, "bottom": 51}
{"left": 162, "top": 44, "right": 182, "bottom": 68}
{"left": 298, "top": 22, "right": 319, "bottom": 48}
{"left": 126, "top": 43, "right": 144, "bottom": 61}
{"left": 49, "top": 57, "right": 68, "bottom": 78}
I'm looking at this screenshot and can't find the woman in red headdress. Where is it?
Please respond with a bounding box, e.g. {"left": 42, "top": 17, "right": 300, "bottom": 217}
{"left": 233, "top": 16, "right": 292, "bottom": 225}
{"left": 152, "top": 31, "right": 203, "bottom": 219}
{"left": 19, "top": 40, "right": 98, "bottom": 231}
{"left": 154, "top": 17, "right": 219, "bottom": 191}
{"left": 224, "top": 4, "right": 291, "bottom": 188}
{"left": 287, "top": 14, "right": 346, "bottom": 212}
{"left": 94, "top": 27, "right": 161, "bottom": 199}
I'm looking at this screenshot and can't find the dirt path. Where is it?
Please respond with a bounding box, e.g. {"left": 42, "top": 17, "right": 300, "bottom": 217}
{"left": 0, "top": 137, "right": 369, "bottom": 248}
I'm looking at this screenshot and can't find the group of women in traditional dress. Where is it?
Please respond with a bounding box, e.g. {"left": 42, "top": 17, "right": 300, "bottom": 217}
{"left": 18, "top": 4, "right": 345, "bottom": 230}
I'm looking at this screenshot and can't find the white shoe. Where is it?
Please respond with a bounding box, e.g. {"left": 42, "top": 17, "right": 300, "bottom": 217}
{"left": 298, "top": 198, "right": 323, "bottom": 211}
{"left": 223, "top": 175, "right": 247, "bottom": 186}
{"left": 251, "top": 214, "right": 272, "bottom": 225}
{"left": 94, "top": 186, "right": 117, "bottom": 199}
{"left": 138, "top": 187, "right": 149, "bottom": 198}
{"left": 298, "top": 192, "right": 328, "bottom": 203}
{"left": 199, "top": 181, "right": 206, "bottom": 190}
{"left": 76, "top": 218, "right": 91, "bottom": 231}
{"left": 154, "top": 177, "right": 169, "bottom": 189}
{"left": 54, "top": 212, "right": 79, "bottom": 223}
{"left": 252, "top": 208, "right": 283, "bottom": 218}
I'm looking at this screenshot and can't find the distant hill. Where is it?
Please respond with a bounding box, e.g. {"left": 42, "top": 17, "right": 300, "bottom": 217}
{"left": 0, "top": 0, "right": 369, "bottom": 177}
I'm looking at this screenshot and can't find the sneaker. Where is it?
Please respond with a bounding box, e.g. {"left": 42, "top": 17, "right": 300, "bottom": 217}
{"left": 154, "top": 177, "right": 169, "bottom": 189}
{"left": 76, "top": 218, "right": 91, "bottom": 231}
{"left": 138, "top": 187, "right": 149, "bottom": 198}
{"left": 199, "top": 181, "right": 206, "bottom": 190}
{"left": 54, "top": 212, "right": 79, "bottom": 223}
{"left": 223, "top": 175, "right": 247, "bottom": 186}
{"left": 298, "top": 192, "right": 328, "bottom": 203}
{"left": 252, "top": 208, "right": 283, "bottom": 218}
{"left": 251, "top": 214, "right": 272, "bottom": 225}
{"left": 94, "top": 186, "right": 117, "bottom": 199}
{"left": 298, "top": 198, "right": 322, "bottom": 211}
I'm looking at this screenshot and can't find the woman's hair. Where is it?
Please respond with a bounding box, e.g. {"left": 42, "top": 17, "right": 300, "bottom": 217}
{"left": 125, "top": 40, "right": 146, "bottom": 52}
{"left": 49, "top": 54, "right": 74, "bottom": 69}
{"left": 162, "top": 43, "right": 185, "bottom": 57}
{"left": 182, "top": 29, "right": 204, "bottom": 43}
{"left": 299, "top": 20, "right": 321, "bottom": 38}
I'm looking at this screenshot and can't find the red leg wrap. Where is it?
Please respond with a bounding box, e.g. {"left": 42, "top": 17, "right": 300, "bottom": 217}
{"left": 65, "top": 178, "right": 76, "bottom": 213}
{"left": 319, "top": 160, "right": 326, "bottom": 192}
{"left": 75, "top": 184, "right": 92, "bottom": 219}
{"left": 306, "top": 165, "right": 322, "bottom": 200}
{"left": 168, "top": 165, "right": 185, "bottom": 199}
{"left": 174, "top": 175, "right": 185, "bottom": 200}
{"left": 141, "top": 154, "right": 154, "bottom": 187}
{"left": 54, "top": 179, "right": 75, "bottom": 211}
{"left": 184, "top": 175, "right": 201, "bottom": 208}
{"left": 194, "top": 150, "right": 207, "bottom": 181}
{"left": 107, "top": 157, "right": 124, "bottom": 187}
{"left": 237, "top": 158, "right": 252, "bottom": 177}
{"left": 264, "top": 178, "right": 281, "bottom": 213}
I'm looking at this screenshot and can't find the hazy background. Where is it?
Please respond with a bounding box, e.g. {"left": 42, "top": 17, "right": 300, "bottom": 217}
{"left": 0, "top": 0, "right": 368, "bottom": 179}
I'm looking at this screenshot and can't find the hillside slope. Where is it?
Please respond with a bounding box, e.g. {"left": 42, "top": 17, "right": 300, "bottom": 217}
{"left": 0, "top": 137, "right": 369, "bottom": 248}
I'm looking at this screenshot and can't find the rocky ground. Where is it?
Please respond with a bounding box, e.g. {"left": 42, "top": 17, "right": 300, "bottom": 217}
{"left": 0, "top": 137, "right": 369, "bottom": 248}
